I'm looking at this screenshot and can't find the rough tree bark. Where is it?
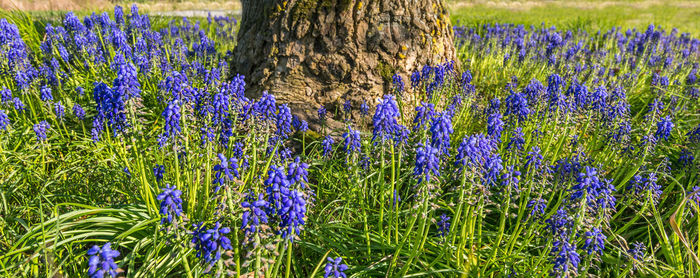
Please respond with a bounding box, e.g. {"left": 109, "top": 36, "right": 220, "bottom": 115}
{"left": 232, "top": 0, "right": 457, "bottom": 126}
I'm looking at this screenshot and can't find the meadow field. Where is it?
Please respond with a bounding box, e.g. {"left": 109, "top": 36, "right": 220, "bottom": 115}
{"left": 0, "top": 1, "right": 698, "bottom": 277}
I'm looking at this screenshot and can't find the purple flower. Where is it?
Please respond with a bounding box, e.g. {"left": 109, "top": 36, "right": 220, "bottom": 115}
{"left": 524, "top": 146, "right": 543, "bottom": 172}
{"left": 12, "top": 97, "right": 24, "bottom": 112}
{"left": 276, "top": 104, "right": 293, "bottom": 137}
{"left": 506, "top": 127, "right": 525, "bottom": 151}
{"left": 627, "top": 172, "right": 662, "bottom": 201}
{"left": 0, "top": 110, "right": 10, "bottom": 131}
{"left": 500, "top": 166, "right": 521, "bottom": 190}
{"left": 504, "top": 90, "right": 530, "bottom": 122}
{"left": 550, "top": 238, "right": 580, "bottom": 277}
{"left": 436, "top": 213, "right": 450, "bottom": 237}
{"left": 318, "top": 105, "right": 327, "bottom": 122}
{"left": 342, "top": 125, "right": 361, "bottom": 156}
{"left": 655, "top": 116, "right": 674, "bottom": 141}
{"left": 112, "top": 53, "right": 140, "bottom": 99}
{"left": 360, "top": 101, "right": 369, "bottom": 116}
{"left": 527, "top": 198, "right": 547, "bottom": 218}
{"left": 455, "top": 134, "right": 496, "bottom": 170}
{"left": 342, "top": 99, "right": 352, "bottom": 115}
{"left": 430, "top": 112, "right": 454, "bottom": 155}
{"left": 40, "top": 85, "right": 53, "bottom": 102}
{"left": 157, "top": 184, "right": 183, "bottom": 224}
{"left": 265, "top": 165, "right": 290, "bottom": 214}
{"left": 73, "top": 103, "right": 85, "bottom": 120}
{"left": 324, "top": 257, "right": 349, "bottom": 278}
{"left": 287, "top": 156, "right": 309, "bottom": 188}
{"left": 279, "top": 189, "right": 306, "bottom": 241}
{"left": 213, "top": 153, "right": 239, "bottom": 193}
{"left": 0, "top": 87, "right": 11, "bottom": 103}
{"left": 162, "top": 101, "right": 181, "bottom": 140}
{"left": 372, "top": 95, "right": 400, "bottom": 144}
{"left": 628, "top": 242, "right": 646, "bottom": 260}
{"left": 254, "top": 91, "right": 277, "bottom": 121}
{"left": 241, "top": 192, "right": 269, "bottom": 235}
{"left": 414, "top": 141, "right": 440, "bottom": 185}
{"left": 413, "top": 102, "right": 435, "bottom": 131}
{"left": 190, "top": 222, "right": 232, "bottom": 266}
{"left": 392, "top": 73, "right": 404, "bottom": 94}
{"left": 410, "top": 70, "right": 421, "bottom": 89}
{"left": 322, "top": 135, "right": 334, "bottom": 157}
{"left": 87, "top": 243, "right": 120, "bottom": 278}
{"left": 153, "top": 164, "right": 164, "bottom": 183}
{"left": 487, "top": 112, "right": 504, "bottom": 141}
{"left": 482, "top": 154, "right": 503, "bottom": 187}
{"left": 33, "top": 120, "right": 50, "bottom": 142}
{"left": 583, "top": 227, "right": 606, "bottom": 255}
{"left": 546, "top": 208, "right": 572, "bottom": 238}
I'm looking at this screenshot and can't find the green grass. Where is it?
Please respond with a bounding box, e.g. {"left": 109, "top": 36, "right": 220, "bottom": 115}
{"left": 449, "top": 1, "right": 700, "bottom": 37}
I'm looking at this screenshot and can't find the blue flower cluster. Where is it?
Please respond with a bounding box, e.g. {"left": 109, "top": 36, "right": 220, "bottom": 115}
{"left": 87, "top": 243, "right": 121, "bottom": 278}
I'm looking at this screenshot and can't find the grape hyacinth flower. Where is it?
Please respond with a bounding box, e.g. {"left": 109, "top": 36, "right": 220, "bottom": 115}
{"left": 410, "top": 70, "right": 421, "bottom": 89}
{"left": 322, "top": 135, "right": 334, "bottom": 157}
{"left": 13, "top": 97, "right": 25, "bottom": 113}
{"left": 527, "top": 198, "right": 547, "bottom": 218}
{"left": 241, "top": 192, "right": 269, "bottom": 235}
{"left": 40, "top": 85, "right": 53, "bottom": 102}
{"left": 253, "top": 91, "right": 277, "bottom": 121}
{"left": 482, "top": 154, "right": 503, "bottom": 187}
{"left": 500, "top": 166, "right": 521, "bottom": 190}
{"left": 157, "top": 184, "right": 183, "bottom": 224}
{"left": 0, "top": 110, "right": 9, "bottom": 131}
{"left": 414, "top": 141, "right": 440, "bottom": 185}
{"left": 504, "top": 90, "right": 530, "bottom": 122}
{"left": 0, "top": 87, "right": 11, "bottom": 103}
{"left": 213, "top": 153, "right": 240, "bottom": 193}
{"left": 360, "top": 101, "right": 369, "bottom": 117}
{"left": 506, "top": 127, "right": 525, "bottom": 151}
{"left": 655, "top": 116, "right": 674, "bottom": 141}
{"left": 153, "top": 164, "right": 164, "bottom": 183}
{"left": 324, "top": 257, "right": 349, "bottom": 278}
{"left": 550, "top": 238, "right": 580, "bottom": 277}
{"left": 73, "top": 103, "right": 85, "bottom": 120}
{"left": 436, "top": 213, "right": 451, "bottom": 237}
{"left": 54, "top": 102, "right": 65, "bottom": 120}
{"left": 279, "top": 189, "right": 306, "bottom": 241}
{"left": 487, "top": 112, "right": 504, "bottom": 141}
{"left": 287, "top": 156, "right": 309, "bottom": 188}
{"left": 413, "top": 102, "right": 436, "bottom": 131}
{"left": 430, "top": 112, "right": 454, "bottom": 155}
{"left": 33, "top": 120, "right": 50, "bottom": 142}
{"left": 318, "top": 105, "right": 327, "bottom": 122}
{"left": 628, "top": 242, "right": 646, "bottom": 260}
{"left": 455, "top": 134, "right": 496, "bottom": 170}
{"left": 162, "top": 101, "right": 181, "bottom": 139}
{"left": 87, "top": 243, "right": 121, "bottom": 278}
{"left": 627, "top": 173, "right": 662, "bottom": 201}
{"left": 392, "top": 73, "right": 404, "bottom": 94}
{"left": 190, "top": 222, "right": 232, "bottom": 266}
{"left": 342, "top": 99, "right": 352, "bottom": 116}
{"left": 524, "top": 146, "right": 543, "bottom": 172}
{"left": 265, "top": 165, "right": 290, "bottom": 214}
{"left": 570, "top": 166, "right": 601, "bottom": 201}
{"left": 583, "top": 227, "right": 606, "bottom": 255}
{"left": 342, "top": 125, "right": 361, "bottom": 156}
{"left": 276, "top": 104, "right": 293, "bottom": 137}
{"left": 372, "top": 94, "right": 400, "bottom": 144}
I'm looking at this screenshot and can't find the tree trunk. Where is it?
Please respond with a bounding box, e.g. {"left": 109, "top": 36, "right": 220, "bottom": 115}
{"left": 232, "top": 0, "right": 456, "bottom": 126}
